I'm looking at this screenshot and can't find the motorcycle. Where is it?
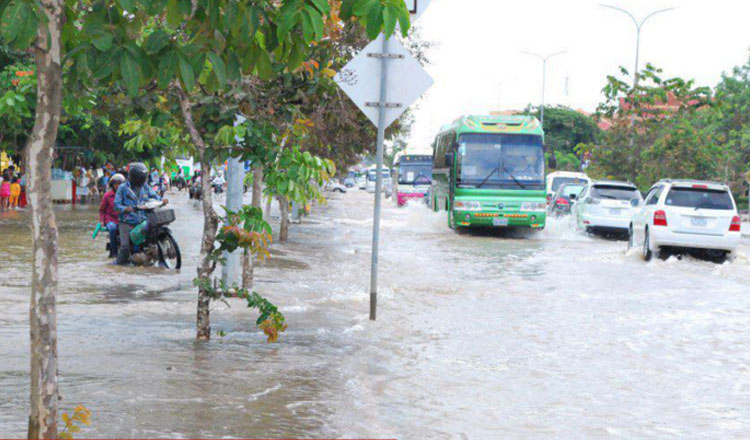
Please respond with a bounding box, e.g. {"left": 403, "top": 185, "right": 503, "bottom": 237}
{"left": 213, "top": 182, "right": 224, "bottom": 194}
{"left": 188, "top": 182, "right": 203, "bottom": 200}
{"left": 106, "top": 201, "right": 182, "bottom": 269}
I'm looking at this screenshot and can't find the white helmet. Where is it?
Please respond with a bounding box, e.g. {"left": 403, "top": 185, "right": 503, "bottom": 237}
{"left": 109, "top": 173, "right": 126, "bottom": 187}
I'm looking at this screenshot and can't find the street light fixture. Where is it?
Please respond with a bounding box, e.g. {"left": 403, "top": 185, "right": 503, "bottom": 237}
{"left": 520, "top": 50, "right": 567, "bottom": 128}
{"left": 599, "top": 4, "right": 674, "bottom": 88}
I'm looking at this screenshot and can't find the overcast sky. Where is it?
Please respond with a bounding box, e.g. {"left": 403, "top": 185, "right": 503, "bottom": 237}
{"left": 404, "top": 0, "right": 750, "bottom": 153}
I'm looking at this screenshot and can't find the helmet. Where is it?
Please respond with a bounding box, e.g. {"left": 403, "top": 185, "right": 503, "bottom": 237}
{"left": 127, "top": 163, "right": 148, "bottom": 188}
{"left": 109, "top": 173, "right": 126, "bottom": 188}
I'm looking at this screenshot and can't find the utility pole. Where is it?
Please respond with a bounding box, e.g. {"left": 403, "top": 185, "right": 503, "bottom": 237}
{"left": 599, "top": 4, "right": 674, "bottom": 151}
{"left": 599, "top": 4, "right": 674, "bottom": 90}
{"left": 520, "top": 50, "right": 567, "bottom": 127}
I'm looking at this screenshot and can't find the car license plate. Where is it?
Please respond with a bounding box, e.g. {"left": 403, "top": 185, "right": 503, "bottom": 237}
{"left": 609, "top": 208, "right": 622, "bottom": 216}
{"left": 493, "top": 218, "right": 509, "bottom": 227}
{"left": 691, "top": 217, "right": 708, "bottom": 227}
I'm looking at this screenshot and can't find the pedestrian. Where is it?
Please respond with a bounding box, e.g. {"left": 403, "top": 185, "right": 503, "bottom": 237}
{"left": 100, "top": 173, "right": 125, "bottom": 258}
{"left": 0, "top": 174, "right": 10, "bottom": 212}
{"left": 18, "top": 172, "right": 27, "bottom": 208}
{"left": 114, "top": 163, "right": 166, "bottom": 265}
{"left": 9, "top": 177, "right": 21, "bottom": 209}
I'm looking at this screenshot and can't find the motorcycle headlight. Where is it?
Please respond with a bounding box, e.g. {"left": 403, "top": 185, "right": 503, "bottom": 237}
{"left": 454, "top": 201, "right": 482, "bottom": 211}
{"left": 521, "top": 202, "right": 547, "bottom": 212}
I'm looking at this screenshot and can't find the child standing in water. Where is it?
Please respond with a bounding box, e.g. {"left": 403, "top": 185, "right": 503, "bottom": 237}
{"left": 9, "top": 178, "right": 20, "bottom": 209}
{"left": 0, "top": 177, "right": 10, "bottom": 212}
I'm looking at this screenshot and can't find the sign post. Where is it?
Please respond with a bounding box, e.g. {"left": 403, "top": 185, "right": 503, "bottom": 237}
{"left": 335, "top": 3, "right": 433, "bottom": 321}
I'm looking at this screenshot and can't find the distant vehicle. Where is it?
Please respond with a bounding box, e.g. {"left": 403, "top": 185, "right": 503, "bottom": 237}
{"left": 393, "top": 155, "right": 433, "bottom": 206}
{"left": 549, "top": 182, "right": 586, "bottom": 216}
{"left": 366, "top": 166, "right": 392, "bottom": 194}
{"left": 344, "top": 176, "right": 356, "bottom": 188}
{"left": 629, "top": 180, "right": 741, "bottom": 262}
{"left": 430, "top": 114, "right": 547, "bottom": 230}
{"left": 356, "top": 175, "right": 367, "bottom": 190}
{"left": 572, "top": 180, "right": 642, "bottom": 236}
{"left": 326, "top": 181, "right": 347, "bottom": 193}
{"left": 546, "top": 171, "right": 591, "bottom": 205}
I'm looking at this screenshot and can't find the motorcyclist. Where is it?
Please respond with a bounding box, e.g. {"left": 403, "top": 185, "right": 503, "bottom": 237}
{"left": 114, "top": 163, "right": 168, "bottom": 265}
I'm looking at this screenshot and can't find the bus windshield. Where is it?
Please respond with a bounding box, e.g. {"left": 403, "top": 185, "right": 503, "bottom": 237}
{"left": 398, "top": 164, "right": 432, "bottom": 185}
{"left": 457, "top": 134, "right": 544, "bottom": 189}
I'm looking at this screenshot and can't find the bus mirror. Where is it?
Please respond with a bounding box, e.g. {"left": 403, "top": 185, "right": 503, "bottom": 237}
{"left": 445, "top": 154, "right": 454, "bottom": 167}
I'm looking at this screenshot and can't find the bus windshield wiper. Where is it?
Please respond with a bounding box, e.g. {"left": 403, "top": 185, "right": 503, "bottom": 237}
{"left": 502, "top": 166, "right": 526, "bottom": 189}
{"left": 476, "top": 166, "right": 500, "bottom": 189}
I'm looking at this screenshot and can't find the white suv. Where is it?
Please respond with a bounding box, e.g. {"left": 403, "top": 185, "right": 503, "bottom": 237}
{"left": 629, "top": 180, "right": 742, "bottom": 261}
{"left": 572, "top": 180, "right": 642, "bottom": 234}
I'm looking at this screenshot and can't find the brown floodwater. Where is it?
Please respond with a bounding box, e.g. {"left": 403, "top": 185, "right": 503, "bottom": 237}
{"left": 1, "top": 190, "right": 750, "bottom": 439}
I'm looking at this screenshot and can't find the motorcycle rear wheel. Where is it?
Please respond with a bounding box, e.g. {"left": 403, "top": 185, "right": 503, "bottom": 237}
{"left": 157, "top": 232, "right": 182, "bottom": 269}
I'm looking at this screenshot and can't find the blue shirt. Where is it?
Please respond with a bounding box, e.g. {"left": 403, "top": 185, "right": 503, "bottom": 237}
{"left": 114, "top": 181, "right": 161, "bottom": 225}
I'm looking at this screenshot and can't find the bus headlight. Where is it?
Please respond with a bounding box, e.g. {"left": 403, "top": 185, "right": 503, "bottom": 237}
{"left": 521, "top": 202, "right": 546, "bottom": 212}
{"left": 454, "top": 201, "right": 482, "bottom": 211}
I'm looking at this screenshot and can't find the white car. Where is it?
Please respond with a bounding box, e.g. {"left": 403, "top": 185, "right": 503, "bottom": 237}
{"left": 572, "top": 180, "right": 642, "bottom": 235}
{"left": 629, "top": 180, "right": 742, "bottom": 261}
{"left": 546, "top": 171, "right": 591, "bottom": 204}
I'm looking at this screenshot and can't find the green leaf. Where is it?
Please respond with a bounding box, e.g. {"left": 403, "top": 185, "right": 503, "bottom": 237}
{"left": 304, "top": 5, "right": 324, "bottom": 41}
{"left": 382, "top": 5, "right": 397, "bottom": 38}
{"left": 145, "top": 30, "right": 170, "bottom": 54}
{"left": 178, "top": 52, "right": 196, "bottom": 90}
{"left": 352, "top": 0, "right": 377, "bottom": 16}
{"left": 166, "top": 0, "right": 181, "bottom": 27}
{"left": 308, "top": 0, "right": 330, "bottom": 15}
{"left": 118, "top": 0, "right": 135, "bottom": 11}
{"left": 157, "top": 49, "right": 178, "bottom": 88}
{"left": 119, "top": 52, "right": 141, "bottom": 96}
{"left": 207, "top": 52, "right": 227, "bottom": 88}
{"left": 255, "top": 50, "right": 272, "bottom": 80}
{"left": 92, "top": 34, "right": 114, "bottom": 51}
{"left": 365, "top": 2, "right": 383, "bottom": 40}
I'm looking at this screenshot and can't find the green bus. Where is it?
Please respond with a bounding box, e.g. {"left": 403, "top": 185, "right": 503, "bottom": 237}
{"left": 429, "top": 114, "right": 547, "bottom": 230}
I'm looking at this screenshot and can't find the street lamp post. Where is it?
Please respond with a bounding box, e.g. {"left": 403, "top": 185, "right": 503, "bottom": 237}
{"left": 520, "top": 51, "right": 567, "bottom": 128}
{"left": 599, "top": 4, "right": 674, "bottom": 89}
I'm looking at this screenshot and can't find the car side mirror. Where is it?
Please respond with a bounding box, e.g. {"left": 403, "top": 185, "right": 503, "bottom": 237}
{"left": 569, "top": 194, "right": 577, "bottom": 200}
{"left": 445, "top": 154, "right": 454, "bottom": 167}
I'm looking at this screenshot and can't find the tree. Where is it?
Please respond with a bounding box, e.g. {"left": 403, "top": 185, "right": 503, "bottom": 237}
{"left": 522, "top": 105, "right": 601, "bottom": 158}
{"left": 583, "top": 64, "right": 712, "bottom": 189}
{"left": 0, "top": 0, "right": 410, "bottom": 436}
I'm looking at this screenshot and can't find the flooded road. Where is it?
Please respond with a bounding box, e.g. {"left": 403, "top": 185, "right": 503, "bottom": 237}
{"left": 2, "top": 190, "right": 750, "bottom": 439}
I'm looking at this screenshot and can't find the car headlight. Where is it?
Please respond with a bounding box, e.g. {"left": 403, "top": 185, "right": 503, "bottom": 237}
{"left": 521, "top": 202, "right": 547, "bottom": 212}
{"left": 454, "top": 201, "right": 482, "bottom": 211}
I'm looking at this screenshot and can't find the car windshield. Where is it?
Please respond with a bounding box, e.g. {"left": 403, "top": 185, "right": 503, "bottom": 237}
{"left": 591, "top": 185, "right": 641, "bottom": 201}
{"left": 558, "top": 184, "right": 585, "bottom": 198}
{"left": 457, "top": 133, "right": 544, "bottom": 189}
{"left": 552, "top": 177, "right": 585, "bottom": 192}
{"left": 665, "top": 187, "right": 734, "bottom": 210}
{"left": 398, "top": 164, "right": 432, "bottom": 184}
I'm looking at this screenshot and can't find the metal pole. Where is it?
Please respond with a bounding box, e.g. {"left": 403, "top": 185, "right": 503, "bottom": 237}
{"left": 222, "top": 115, "right": 246, "bottom": 286}
{"left": 541, "top": 58, "right": 546, "bottom": 127}
{"left": 520, "top": 51, "right": 566, "bottom": 128}
{"left": 370, "top": 35, "right": 391, "bottom": 321}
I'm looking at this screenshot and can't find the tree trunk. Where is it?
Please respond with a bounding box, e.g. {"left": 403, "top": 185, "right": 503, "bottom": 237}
{"left": 241, "top": 165, "right": 263, "bottom": 290}
{"left": 27, "top": 1, "right": 64, "bottom": 438}
{"left": 177, "top": 85, "right": 219, "bottom": 341}
{"left": 278, "top": 195, "right": 290, "bottom": 242}
{"left": 252, "top": 165, "right": 263, "bottom": 209}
